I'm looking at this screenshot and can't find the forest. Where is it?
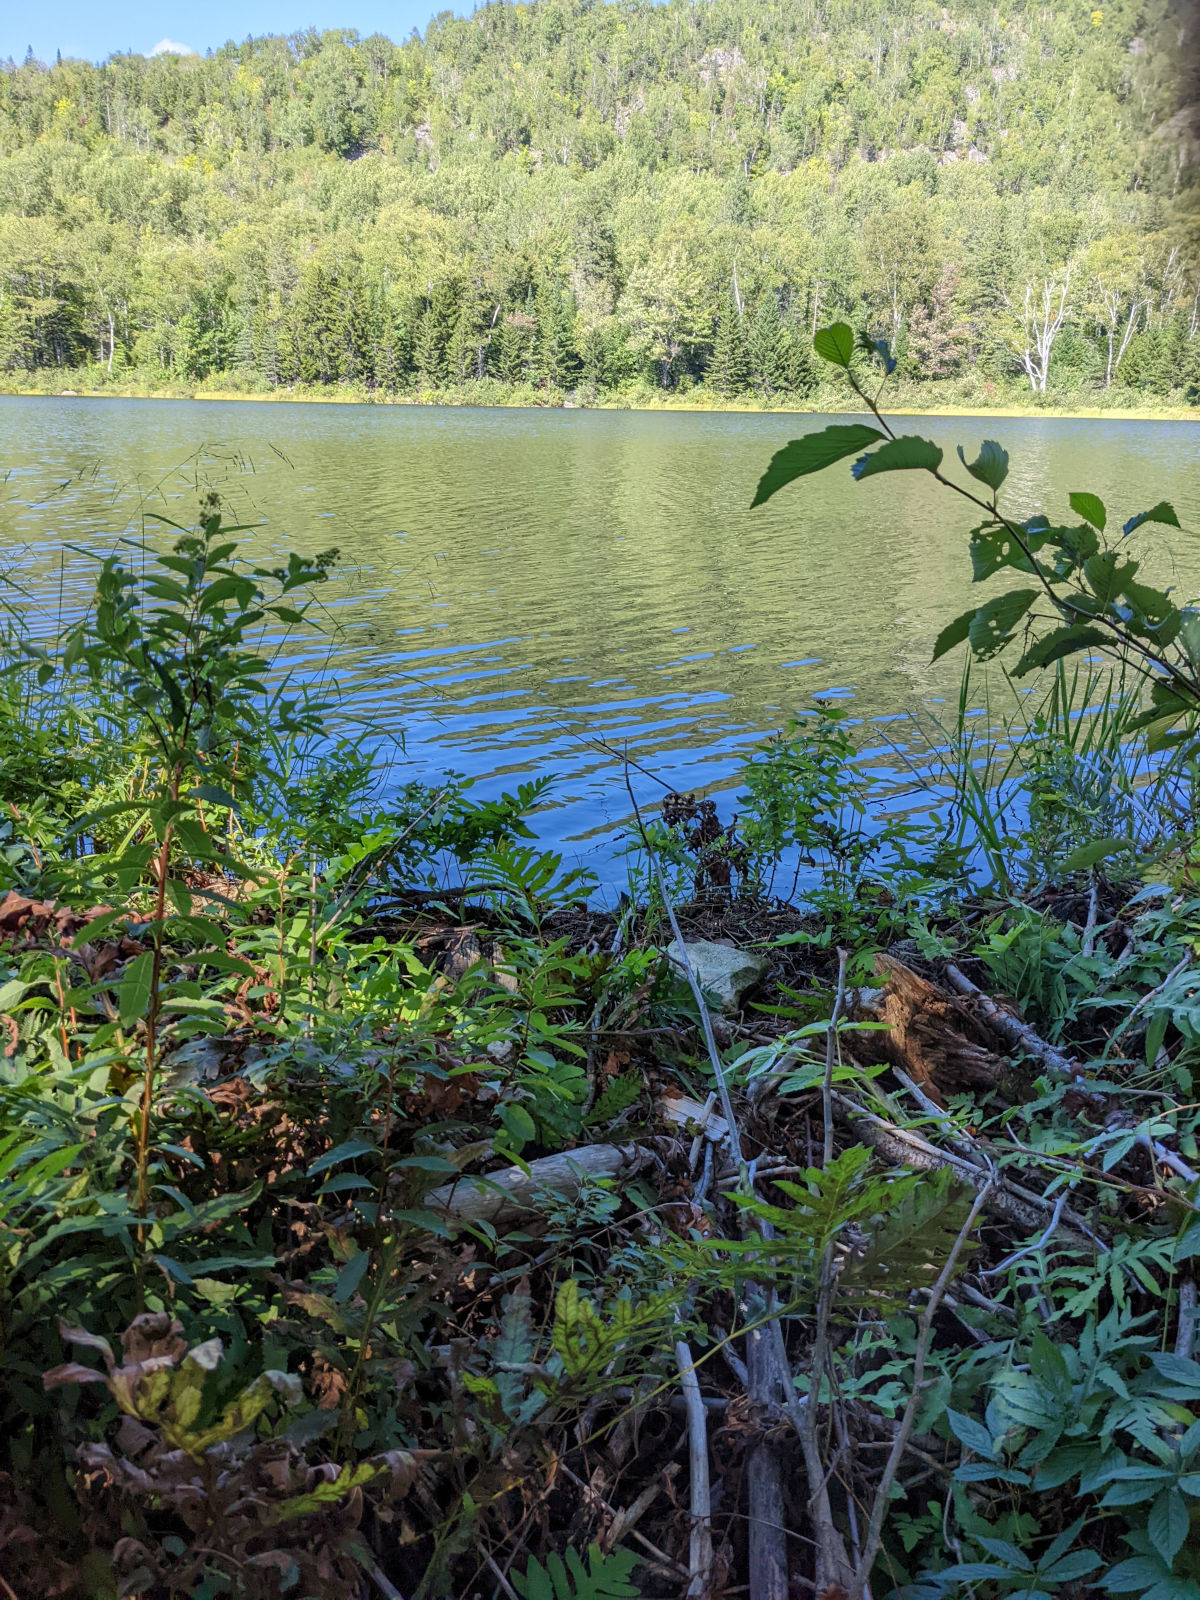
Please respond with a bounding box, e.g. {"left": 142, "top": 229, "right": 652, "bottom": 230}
{"left": 0, "top": 0, "right": 1198, "bottom": 408}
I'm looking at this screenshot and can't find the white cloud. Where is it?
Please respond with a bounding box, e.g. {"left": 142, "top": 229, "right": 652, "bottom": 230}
{"left": 149, "top": 38, "right": 194, "bottom": 56}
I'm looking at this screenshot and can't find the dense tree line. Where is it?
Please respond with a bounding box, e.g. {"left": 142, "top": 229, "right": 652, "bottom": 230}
{"left": 0, "top": 0, "right": 1197, "bottom": 402}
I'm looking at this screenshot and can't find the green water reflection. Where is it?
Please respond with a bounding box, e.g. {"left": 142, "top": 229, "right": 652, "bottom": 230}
{"left": 2, "top": 397, "right": 1197, "bottom": 884}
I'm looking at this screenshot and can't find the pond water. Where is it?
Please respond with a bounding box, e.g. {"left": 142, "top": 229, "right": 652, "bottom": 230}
{"left": 2, "top": 396, "right": 1198, "bottom": 888}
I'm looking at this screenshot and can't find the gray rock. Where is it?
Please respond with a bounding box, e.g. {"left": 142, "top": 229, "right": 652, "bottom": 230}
{"left": 666, "top": 939, "right": 768, "bottom": 1013}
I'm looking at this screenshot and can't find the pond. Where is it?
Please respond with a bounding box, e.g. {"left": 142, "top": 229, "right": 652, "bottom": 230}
{"left": 2, "top": 396, "right": 1198, "bottom": 887}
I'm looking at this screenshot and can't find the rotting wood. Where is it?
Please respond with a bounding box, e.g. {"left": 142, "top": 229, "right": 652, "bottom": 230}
{"left": 851, "top": 953, "right": 1005, "bottom": 1100}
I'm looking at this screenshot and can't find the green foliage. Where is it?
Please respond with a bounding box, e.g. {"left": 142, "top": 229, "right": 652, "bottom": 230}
{"left": 513, "top": 1544, "right": 641, "bottom": 1600}
{"left": 756, "top": 325, "right": 1200, "bottom": 749}
{"left": 0, "top": 0, "right": 1192, "bottom": 406}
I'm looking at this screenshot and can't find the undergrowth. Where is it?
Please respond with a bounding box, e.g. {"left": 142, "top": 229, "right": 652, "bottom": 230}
{"left": 1, "top": 367, "right": 1199, "bottom": 1600}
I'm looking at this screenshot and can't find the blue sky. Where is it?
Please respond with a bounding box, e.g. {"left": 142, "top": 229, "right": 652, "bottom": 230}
{"left": 3, "top": 1, "right": 458, "bottom": 65}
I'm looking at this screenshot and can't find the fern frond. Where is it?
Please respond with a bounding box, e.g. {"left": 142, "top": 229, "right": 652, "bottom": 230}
{"left": 513, "top": 1543, "right": 640, "bottom": 1600}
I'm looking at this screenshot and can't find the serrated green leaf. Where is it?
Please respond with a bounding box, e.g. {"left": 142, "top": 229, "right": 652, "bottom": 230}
{"left": 812, "top": 321, "right": 855, "bottom": 367}
{"left": 1123, "top": 501, "right": 1181, "bottom": 536}
{"left": 117, "top": 952, "right": 154, "bottom": 1027}
{"left": 1104, "top": 1556, "right": 1170, "bottom": 1592}
{"left": 946, "top": 1409, "right": 997, "bottom": 1458}
{"left": 932, "top": 607, "right": 974, "bottom": 663}
{"left": 1084, "top": 552, "right": 1140, "bottom": 605}
{"left": 750, "top": 424, "right": 885, "bottom": 507}
{"left": 1070, "top": 491, "right": 1107, "bottom": 531}
{"left": 957, "top": 439, "right": 1010, "bottom": 490}
{"left": 1147, "top": 1488, "right": 1190, "bottom": 1565}
{"left": 1013, "top": 623, "right": 1111, "bottom": 677}
{"left": 852, "top": 434, "right": 943, "bottom": 479}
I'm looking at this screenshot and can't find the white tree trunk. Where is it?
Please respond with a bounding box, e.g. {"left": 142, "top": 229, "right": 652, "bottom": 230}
{"left": 1018, "top": 271, "right": 1072, "bottom": 393}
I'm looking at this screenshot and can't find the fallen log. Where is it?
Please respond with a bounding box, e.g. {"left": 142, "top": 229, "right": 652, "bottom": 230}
{"left": 424, "top": 1143, "right": 650, "bottom": 1226}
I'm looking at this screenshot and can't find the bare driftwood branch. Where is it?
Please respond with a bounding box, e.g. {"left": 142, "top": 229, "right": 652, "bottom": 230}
{"left": 745, "top": 1301, "right": 790, "bottom": 1600}
{"left": 1139, "top": 1130, "right": 1200, "bottom": 1187}
{"left": 943, "top": 961, "right": 1083, "bottom": 1083}
{"left": 795, "top": 1258, "right": 855, "bottom": 1592}
{"left": 831, "top": 1093, "right": 1094, "bottom": 1244}
{"left": 424, "top": 1143, "right": 649, "bottom": 1226}
{"left": 1177, "top": 1279, "right": 1198, "bottom": 1363}
{"left": 557, "top": 1461, "right": 692, "bottom": 1579}
{"left": 675, "top": 1340, "right": 714, "bottom": 1597}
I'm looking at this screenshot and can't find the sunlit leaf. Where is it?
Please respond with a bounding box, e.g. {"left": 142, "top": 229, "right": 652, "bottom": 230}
{"left": 1069, "top": 491, "right": 1107, "bottom": 531}
{"left": 812, "top": 321, "right": 855, "bottom": 367}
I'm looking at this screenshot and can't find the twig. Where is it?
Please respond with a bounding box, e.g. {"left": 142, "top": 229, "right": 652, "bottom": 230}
{"left": 1108, "top": 953, "right": 1192, "bottom": 1054}
{"left": 556, "top": 1461, "right": 692, "bottom": 1578}
{"left": 675, "top": 1340, "right": 714, "bottom": 1597}
{"left": 854, "top": 1181, "right": 992, "bottom": 1587}
{"left": 983, "top": 1190, "right": 1069, "bottom": 1275}
{"left": 890, "top": 1067, "right": 981, "bottom": 1164}
{"left": 1177, "top": 1279, "right": 1197, "bottom": 1362}
{"left": 604, "top": 1478, "right": 668, "bottom": 1551}
{"left": 1082, "top": 874, "right": 1099, "bottom": 959}
{"left": 367, "top": 1560, "right": 407, "bottom": 1600}
{"left": 831, "top": 1093, "right": 1093, "bottom": 1241}
{"left": 583, "top": 908, "right": 630, "bottom": 1115}
{"left": 483, "top": 1551, "right": 521, "bottom": 1600}
{"left": 823, "top": 947, "right": 849, "bottom": 1166}
{"left": 1138, "top": 1130, "right": 1200, "bottom": 1187}
{"left": 795, "top": 1256, "right": 855, "bottom": 1592}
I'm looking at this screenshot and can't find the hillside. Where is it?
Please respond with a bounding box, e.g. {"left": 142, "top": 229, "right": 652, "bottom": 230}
{"left": 0, "top": 0, "right": 1197, "bottom": 404}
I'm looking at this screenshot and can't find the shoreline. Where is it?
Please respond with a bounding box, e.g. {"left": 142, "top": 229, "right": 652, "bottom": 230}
{"left": 2, "top": 384, "right": 1196, "bottom": 424}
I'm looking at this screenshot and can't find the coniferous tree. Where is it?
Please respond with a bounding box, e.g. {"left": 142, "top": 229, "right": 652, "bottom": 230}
{"left": 231, "top": 303, "right": 256, "bottom": 378}
{"left": 579, "top": 325, "right": 606, "bottom": 388}
{"left": 373, "top": 302, "right": 412, "bottom": 391}
{"left": 780, "top": 307, "right": 816, "bottom": 395}
{"left": 413, "top": 305, "right": 443, "bottom": 387}
{"left": 533, "top": 277, "right": 576, "bottom": 389}
{"left": 445, "top": 294, "right": 487, "bottom": 383}
{"left": 489, "top": 311, "right": 535, "bottom": 385}
{"left": 748, "top": 289, "right": 790, "bottom": 395}
{"left": 708, "top": 291, "right": 749, "bottom": 395}
{"left": 412, "top": 280, "right": 461, "bottom": 388}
